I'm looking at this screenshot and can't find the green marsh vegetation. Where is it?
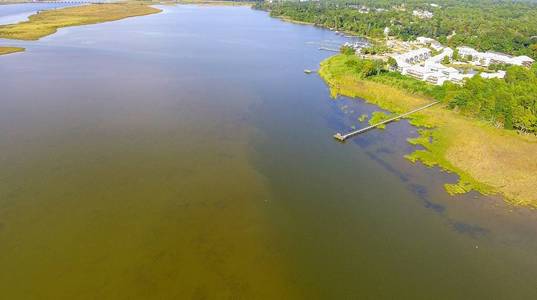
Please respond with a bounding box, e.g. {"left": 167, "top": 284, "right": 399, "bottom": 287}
{"left": 320, "top": 53, "right": 537, "bottom": 207}
{"left": 0, "top": 46, "right": 24, "bottom": 55}
{"left": 368, "top": 111, "right": 393, "bottom": 129}
{"left": 334, "top": 53, "right": 537, "bottom": 134}
{"left": 0, "top": 3, "right": 161, "bottom": 54}
{"left": 0, "top": 3, "right": 161, "bottom": 40}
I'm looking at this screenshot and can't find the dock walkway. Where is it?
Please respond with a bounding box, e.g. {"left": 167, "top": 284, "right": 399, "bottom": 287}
{"left": 334, "top": 101, "right": 440, "bottom": 141}
{"left": 319, "top": 47, "right": 339, "bottom": 52}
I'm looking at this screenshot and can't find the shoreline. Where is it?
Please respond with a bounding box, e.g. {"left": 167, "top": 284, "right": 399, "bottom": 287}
{"left": 319, "top": 54, "right": 537, "bottom": 208}
{"left": 0, "top": 45, "right": 23, "bottom": 55}
{"left": 0, "top": 3, "right": 161, "bottom": 55}
{"left": 274, "top": 15, "right": 367, "bottom": 40}
{"left": 275, "top": 15, "right": 314, "bottom": 26}
{"left": 174, "top": 0, "right": 254, "bottom": 7}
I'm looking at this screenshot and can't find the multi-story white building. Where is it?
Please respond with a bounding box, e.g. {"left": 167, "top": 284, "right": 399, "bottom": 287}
{"left": 448, "top": 73, "right": 474, "bottom": 84}
{"left": 393, "top": 47, "right": 477, "bottom": 85}
{"left": 416, "top": 36, "right": 444, "bottom": 51}
{"left": 412, "top": 10, "right": 433, "bottom": 19}
{"left": 456, "top": 46, "right": 535, "bottom": 67}
{"left": 389, "top": 43, "right": 534, "bottom": 86}
{"left": 510, "top": 55, "right": 534, "bottom": 67}
{"left": 404, "top": 65, "right": 428, "bottom": 80}
{"left": 426, "top": 47, "right": 453, "bottom": 63}
{"left": 392, "top": 48, "right": 431, "bottom": 71}
{"left": 416, "top": 37, "right": 435, "bottom": 44}
{"left": 456, "top": 46, "right": 479, "bottom": 59}
{"left": 480, "top": 70, "right": 506, "bottom": 79}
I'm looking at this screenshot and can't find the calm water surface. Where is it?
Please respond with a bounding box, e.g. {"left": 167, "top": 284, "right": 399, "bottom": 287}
{"left": 1, "top": 4, "right": 537, "bottom": 299}
{"left": 0, "top": 3, "right": 78, "bottom": 25}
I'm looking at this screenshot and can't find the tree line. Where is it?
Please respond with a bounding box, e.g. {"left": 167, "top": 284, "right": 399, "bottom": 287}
{"left": 255, "top": 0, "right": 537, "bottom": 59}
{"left": 338, "top": 51, "right": 537, "bottom": 134}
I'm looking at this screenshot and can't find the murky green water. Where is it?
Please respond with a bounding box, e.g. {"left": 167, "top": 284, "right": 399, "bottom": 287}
{"left": 1, "top": 4, "right": 537, "bottom": 299}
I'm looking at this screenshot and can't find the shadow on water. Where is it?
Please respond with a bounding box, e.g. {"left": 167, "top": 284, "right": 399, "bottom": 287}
{"left": 451, "top": 221, "right": 489, "bottom": 239}
{"left": 407, "top": 183, "right": 446, "bottom": 214}
{"left": 324, "top": 93, "right": 537, "bottom": 244}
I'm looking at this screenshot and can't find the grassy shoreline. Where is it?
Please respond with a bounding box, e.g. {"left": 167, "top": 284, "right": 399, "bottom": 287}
{"left": 0, "top": 46, "right": 24, "bottom": 55}
{"left": 275, "top": 15, "right": 314, "bottom": 26}
{"left": 320, "top": 54, "right": 537, "bottom": 208}
{"left": 0, "top": 3, "right": 161, "bottom": 41}
{"left": 0, "top": 3, "right": 161, "bottom": 55}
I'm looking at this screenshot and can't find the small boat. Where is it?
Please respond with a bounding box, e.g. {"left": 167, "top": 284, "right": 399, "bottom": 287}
{"left": 304, "top": 69, "right": 313, "bottom": 74}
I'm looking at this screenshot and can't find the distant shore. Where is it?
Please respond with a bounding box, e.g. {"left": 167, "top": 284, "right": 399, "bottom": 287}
{"left": 0, "top": 46, "right": 23, "bottom": 55}
{"left": 174, "top": 0, "right": 253, "bottom": 6}
{"left": 0, "top": 3, "right": 161, "bottom": 55}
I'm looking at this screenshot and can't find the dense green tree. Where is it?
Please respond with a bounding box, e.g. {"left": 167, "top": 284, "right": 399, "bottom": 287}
{"left": 387, "top": 56, "right": 397, "bottom": 69}
{"left": 452, "top": 48, "right": 459, "bottom": 61}
{"left": 336, "top": 55, "right": 537, "bottom": 133}
{"left": 444, "top": 66, "right": 537, "bottom": 131}
{"left": 531, "top": 44, "right": 537, "bottom": 57}
{"left": 255, "top": 1, "right": 537, "bottom": 134}
{"left": 340, "top": 45, "right": 356, "bottom": 55}
{"left": 257, "top": 0, "right": 537, "bottom": 59}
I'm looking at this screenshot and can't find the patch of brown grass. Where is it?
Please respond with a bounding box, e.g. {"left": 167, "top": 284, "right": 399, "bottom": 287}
{"left": 441, "top": 116, "right": 537, "bottom": 206}
{"left": 0, "top": 46, "right": 24, "bottom": 55}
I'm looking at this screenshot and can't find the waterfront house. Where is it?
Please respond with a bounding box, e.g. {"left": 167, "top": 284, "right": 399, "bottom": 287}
{"left": 393, "top": 48, "right": 431, "bottom": 66}
{"left": 480, "top": 70, "right": 506, "bottom": 79}
{"left": 457, "top": 46, "right": 479, "bottom": 59}
{"left": 456, "top": 47, "right": 534, "bottom": 67}
{"left": 405, "top": 65, "right": 427, "bottom": 80}
{"left": 412, "top": 10, "right": 433, "bottom": 19}
{"left": 510, "top": 55, "right": 534, "bottom": 67}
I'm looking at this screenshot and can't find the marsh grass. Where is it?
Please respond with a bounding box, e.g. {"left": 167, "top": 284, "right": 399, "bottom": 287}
{"left": 320, "top": 54, "right": 537, "bottom": 207}
{"left": 368, "top": 111, "right": 394, "bottom": 129}
{"left": 0, "top": 3, "right": 161, "bottom": 41}
{"left": 0, "top": 46, "right": 24, "bottom": 55}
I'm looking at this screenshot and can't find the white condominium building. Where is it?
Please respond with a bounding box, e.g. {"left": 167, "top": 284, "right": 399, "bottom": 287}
{"left": 393, "top": 48, "right": 431, "bottom": 71}
{"left": 456, "top": 46, "right": 535, "bottom": 67}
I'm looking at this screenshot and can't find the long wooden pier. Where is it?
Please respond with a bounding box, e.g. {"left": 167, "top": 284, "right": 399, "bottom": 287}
{"left": 319, "top": 47, "right": 339, "bottom": 52}
{"left": 334, "top": 101, "right": 440, "bottom": 141}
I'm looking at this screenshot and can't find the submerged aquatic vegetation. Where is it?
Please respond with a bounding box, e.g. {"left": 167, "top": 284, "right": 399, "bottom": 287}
{"left": 319, "top": 54, "right": 537, "bottom": 207}
{"left": 368, "top": 112, "right": 394, "bottom": 129}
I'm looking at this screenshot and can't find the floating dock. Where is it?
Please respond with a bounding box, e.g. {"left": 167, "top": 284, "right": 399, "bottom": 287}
{"left": 334, "top": 101, "right": 440, "bottom": 142}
